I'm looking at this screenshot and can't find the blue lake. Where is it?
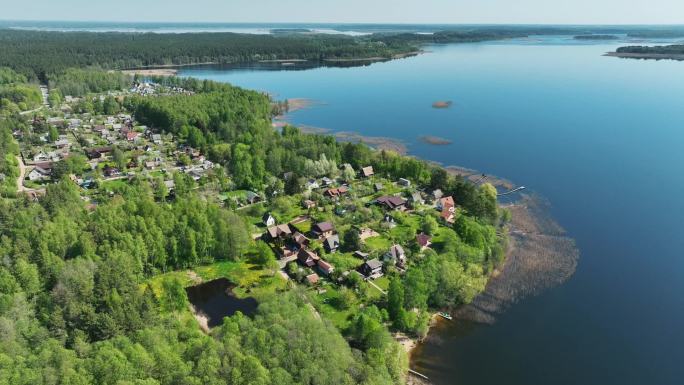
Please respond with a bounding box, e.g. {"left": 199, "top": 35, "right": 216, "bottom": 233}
{"left": 180, "top": 37, "right": 684, "bottom": 385}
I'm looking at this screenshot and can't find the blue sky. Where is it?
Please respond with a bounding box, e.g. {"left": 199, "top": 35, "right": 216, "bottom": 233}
{"left": 3, "top": 0, "right": 683, "bottom": 24}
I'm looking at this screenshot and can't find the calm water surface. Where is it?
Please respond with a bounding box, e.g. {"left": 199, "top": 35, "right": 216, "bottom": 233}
{"left": 181, "top": 37, "right": 684, "bottom": 385}
{"left": 185, "top": 278, "right": 258, "bottom": 328}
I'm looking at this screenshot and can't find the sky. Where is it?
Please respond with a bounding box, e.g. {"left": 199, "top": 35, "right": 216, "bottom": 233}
{"left": 1, "top": 0, "right": 683, "bottom": 25}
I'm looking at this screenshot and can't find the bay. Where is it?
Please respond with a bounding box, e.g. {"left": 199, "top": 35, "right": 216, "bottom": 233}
{"left": 180, "top": 36, "right": 684, "bottom": 385}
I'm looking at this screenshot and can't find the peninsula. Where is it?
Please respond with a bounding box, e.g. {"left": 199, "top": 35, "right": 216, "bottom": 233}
{"left": 607, "top": 44, "right": 684, "bottom": 61}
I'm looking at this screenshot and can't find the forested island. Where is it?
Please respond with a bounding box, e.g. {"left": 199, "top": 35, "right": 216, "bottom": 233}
{"left": 0, "top": 51, "right": 511, "bottom": 385}
{"left": 573, "top": 34, "right": 619, "bottom": 40}
{"left": 608, "top": 44, "right": 684, "bottom": 60}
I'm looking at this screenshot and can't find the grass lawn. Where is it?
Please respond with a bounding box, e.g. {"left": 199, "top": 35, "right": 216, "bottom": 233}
{"left": 325, "top": 251, "right": 363, "bottom": 272}
{"left": 292, "top": 219, "right": 312, "bottom": 233}
{"left": 309, "top": 284, "right": 358, "bottom": 330}
{"left": 373, "top": 276, "right": 390, "bottom": 291}
{"left": 364, "top": 235, "right": 392, "bottom": 252}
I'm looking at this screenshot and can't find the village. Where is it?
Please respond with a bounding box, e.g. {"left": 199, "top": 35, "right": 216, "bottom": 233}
{"left": 11, "top": 78, "right": 471, "bottom": 332}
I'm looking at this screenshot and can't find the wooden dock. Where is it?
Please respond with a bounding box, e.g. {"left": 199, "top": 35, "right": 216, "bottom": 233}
{"left": 408, "top": 369, "right": 429, "bottom": 380}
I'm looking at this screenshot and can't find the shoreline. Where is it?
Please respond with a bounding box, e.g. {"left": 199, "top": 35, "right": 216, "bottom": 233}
{"left": 407, "top": 193, "right": 579, "bottom": 378}
{"left": 121, "top": 51, "right": 424, "bottom": 74}
{"left": 273, "top": 98, "right": 578, "bottom": 380}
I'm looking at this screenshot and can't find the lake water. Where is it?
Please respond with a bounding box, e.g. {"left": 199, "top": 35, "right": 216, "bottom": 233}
{"left": 185, "top": 278, "right": 258, "bottom": 328}
{"left": 180, "top": 37, "right": 684, "bottom": 385}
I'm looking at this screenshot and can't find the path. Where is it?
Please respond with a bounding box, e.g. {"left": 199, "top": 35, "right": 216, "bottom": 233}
{"left": 367, "top": 279, "right": 387, "bottom": 295}
{"left": 19, "top": 84, "right": 49, "bottom": 116}
{"left": 16, "top": 156, "right": 26, "bottom": 192}
{"left": 354, "top": 271, "right": 387, "bottom": 295}
{"left": 15, "top": 156, "right": 46, "bottom": 196}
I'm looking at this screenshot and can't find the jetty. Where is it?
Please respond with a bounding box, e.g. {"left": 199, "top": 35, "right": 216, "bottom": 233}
{"left": 408, "top": 369, "right": 430, "bottom": 380}
{"left": 497, "top": 186, "right": 526, "bottom": 196}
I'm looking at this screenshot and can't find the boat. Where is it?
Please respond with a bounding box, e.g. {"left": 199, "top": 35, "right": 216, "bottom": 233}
{"left": 437, "top": 311, "right": 453, "bottom": 320}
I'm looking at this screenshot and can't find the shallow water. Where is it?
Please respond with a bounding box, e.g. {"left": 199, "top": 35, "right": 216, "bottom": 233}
{"left": 181, "top": 37, "right": 684, "bottom": 385}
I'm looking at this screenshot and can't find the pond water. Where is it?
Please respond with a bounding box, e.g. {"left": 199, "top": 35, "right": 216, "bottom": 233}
{"left": 180, "top": 36, "right": 684, "bottom": 385}
{"left": 185, "top": 278, "right": 258, "bottom": 328}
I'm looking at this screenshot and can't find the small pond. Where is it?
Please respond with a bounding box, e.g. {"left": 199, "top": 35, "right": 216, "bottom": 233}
{"left": 185, "top": 278, "right": 258, "bottom": 328}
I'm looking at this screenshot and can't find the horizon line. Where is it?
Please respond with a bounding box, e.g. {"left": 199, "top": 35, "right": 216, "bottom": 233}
{"left": 2, "top": 19, "right": 684, "bottom": 27}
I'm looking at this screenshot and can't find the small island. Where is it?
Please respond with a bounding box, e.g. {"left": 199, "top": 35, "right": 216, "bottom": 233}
{"left": 607, "top": 44, "right": 684, "bottom": 61}
{"left": 432, "top": 100, "right": 453, "bottom": 109}
{"left": 420, "top": 135, "right": 452, "bottom": 145}
{"left": 573, "top": 34, "right": 619, "bottom": 40}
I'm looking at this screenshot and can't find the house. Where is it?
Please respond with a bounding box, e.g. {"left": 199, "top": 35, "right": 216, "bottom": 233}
{"left": 298, "top": 248, "right": 320, "bottom": 267}
{"left": 267, "top": 224, "right": 292, "bottom": 241}
{"left": 383, "top": 214, "right": 397, "bottom": 228}
{"left": 361, "top": 259, "right": 383, "bottom": 279}
{"left": 245, "top": 191, "right": 262, "bottom": 204}
{"left": 33, "top": 152, "right": 50, "bottom": 162}
{"left": 188, "top": 169, "right": 203, "bottom": 181}
{"left": 28, "top": 166, "right": 50, "bottom": 181}
{"left": 437, "top": 196, "right": 455, "bottom": 211}
{"left": 361, "top": 166, "right": 374, "bottom": 178}
{"left": 416, "top": 233, "right": 432, "bottom": 249}
{"left": 440, "top": 208, "right": 455, "bottom": 224}
{"left": 432, "top": 189, "right": 444, "bottom": 201}
{"left": 312, "top": 222, "right": 335, "bottom": 238}
{"left": 376, "top": 195, "right": 407, "bottom": 211}
{"left": 410, "top": 192, "right": 424, "bottom": 206}
{"left": 302, "top": 199, "right": 316, "bottom": 209}
{"left": 317, "top": 259, "right": 335, "bottom": 276}
{"left": 320, "top": 177, "right": 334, "bottom": 186}
{"left": 374, "top": 183, "right": 384, "bottom": 192}
{"left": 152, "top": 134, "right": 162, "bottom": 144}
{"left": 103, "top": 166, "right": 120, "bottom": 178}
{"left": 398, "top": 178, "right": 411, "bottom": 187}
{"left": 262, "top": 212, "right": 276, "bottom": 227}
{"left": 305, "top": 273, "right": 320, "bottom": 285}
{"left": 126, "top": 131, "right": 141, "bottom": 142}
{"left": 353, "top": 250, "right": 370, "bottom": 260}
{"left": 384, "top": 244, "right": 406, "bottom": 267}
{"left": 292, "top": 232, "right": 310, "bottom": 249}
{"left": 54, "top": 139, "right": 70, "bottom": 148}
{"left": 145, "top": 161, "right": 157, "bottom": 170}
{"left": 325, "top": 186, "right": 349, "bottom": 198}
{"left": 305, "top": 179, "right": 320, "bottom": 190}
{"left": 324, "top": 234, "right": 340, "bottom": 253}
{"left": 86, "top": 147, "right": 112, "bottom": 160}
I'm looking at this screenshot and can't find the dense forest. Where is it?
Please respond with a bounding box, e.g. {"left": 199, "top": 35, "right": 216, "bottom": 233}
{"left": 616, "top": 44, "right": 684, "bottom": 55}
{"left": 0, "top": 30, "right": 417, "bottom": 81}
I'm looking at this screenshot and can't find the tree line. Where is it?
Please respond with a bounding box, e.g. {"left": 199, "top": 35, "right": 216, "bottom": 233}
{"left": 0, "top": 30, "right": 416, "bottom": 82}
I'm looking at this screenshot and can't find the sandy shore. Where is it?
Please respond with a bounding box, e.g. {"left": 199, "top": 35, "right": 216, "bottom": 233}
{"left": 335, "top": 131, "right": 408, "bottom": 154}
{"left": 286, "top": 98, "right": 319, "bottom": 113}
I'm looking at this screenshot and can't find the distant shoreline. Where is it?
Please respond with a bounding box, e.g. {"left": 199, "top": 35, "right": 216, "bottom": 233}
{"left": 605, "top": 51, "right": 684, "bottom": 61}
{"left": 122, "top": 51, "right": 424, "bottom": 74}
